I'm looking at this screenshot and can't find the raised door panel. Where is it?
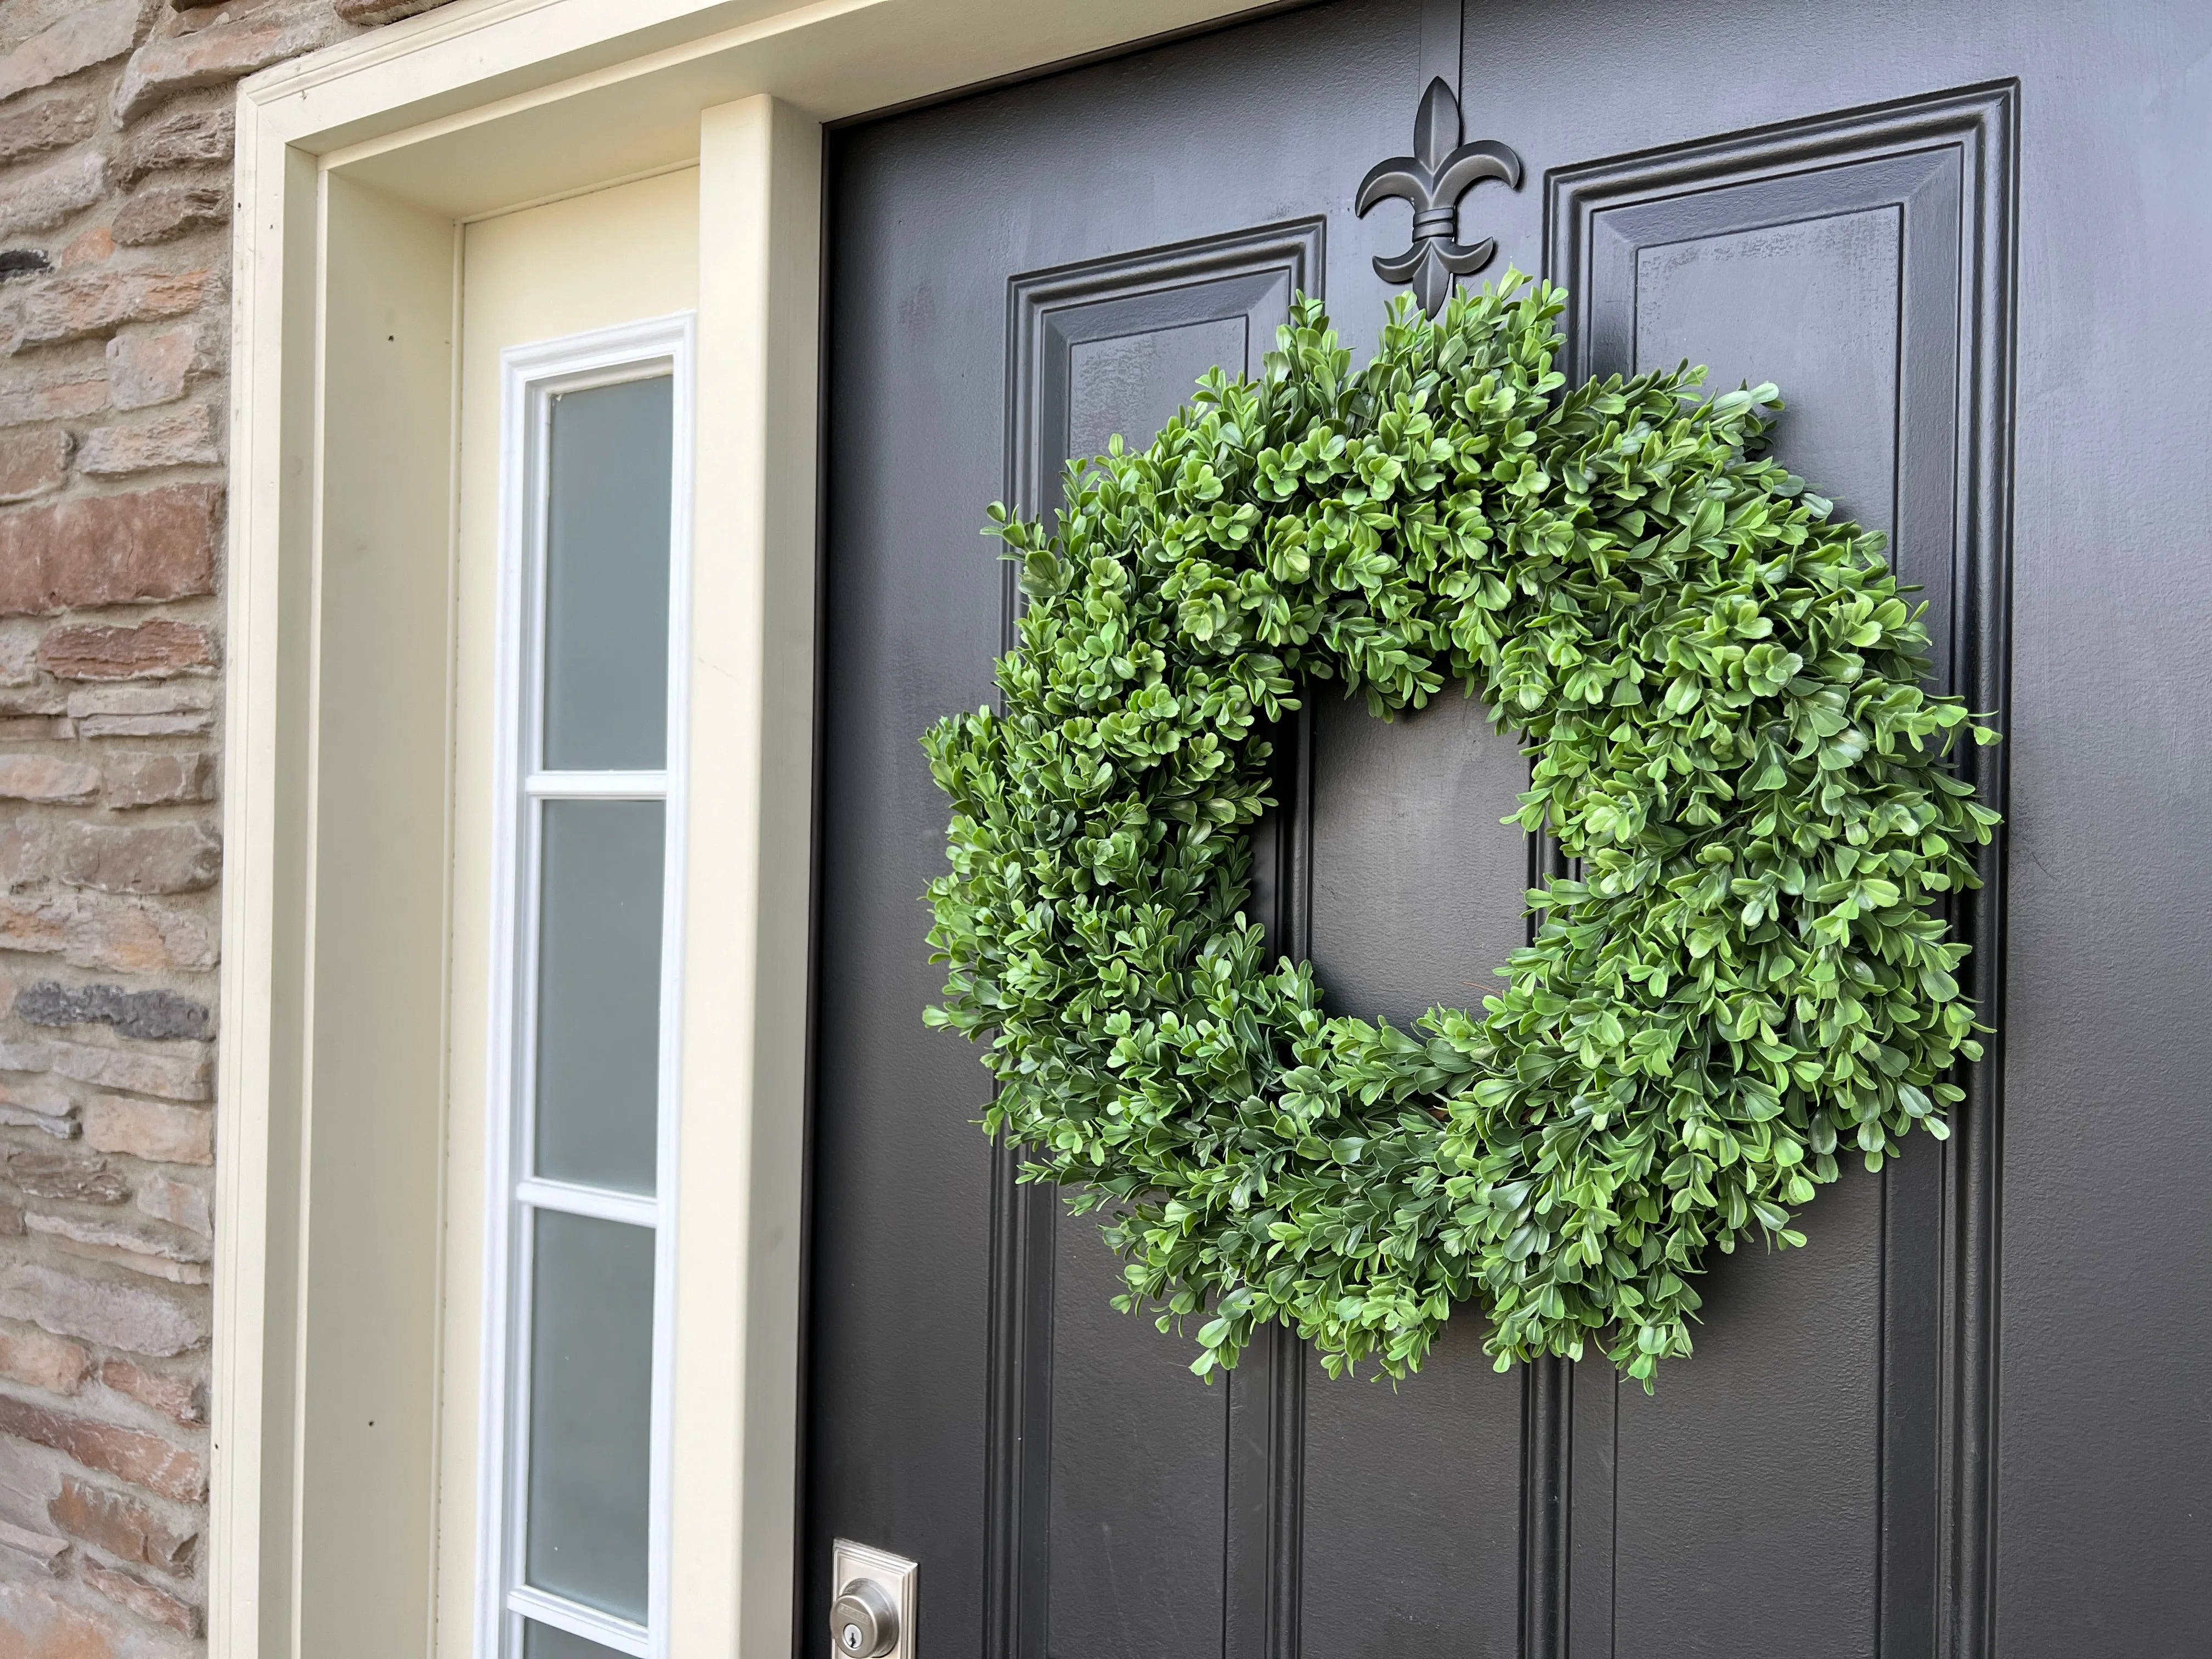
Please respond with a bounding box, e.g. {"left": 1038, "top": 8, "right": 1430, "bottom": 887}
{"left": 992, "top": 225, "right": 1322, "bottom": 1659}
{"left": 1011, "top": 249, "right": 1541, "bottom": 1655}
{"left": 1546, "top": 86, "right": 2015, "bottom": 1659}
{"left": 1003, "top": 217, "right": 1529, "bottom": 1659}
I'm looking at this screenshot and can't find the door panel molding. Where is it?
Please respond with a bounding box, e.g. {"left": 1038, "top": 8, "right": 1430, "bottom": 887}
{"left": 1006, "top": 217, "right": 1327, "bottom": 515}
{"left": 1544, "top": 82, "right": 2017, "bottom": 1659}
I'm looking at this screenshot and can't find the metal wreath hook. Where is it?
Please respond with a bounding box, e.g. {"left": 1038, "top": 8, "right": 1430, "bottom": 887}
{"left": 1356, "top": 76, "right": 1524, "bottom": 316}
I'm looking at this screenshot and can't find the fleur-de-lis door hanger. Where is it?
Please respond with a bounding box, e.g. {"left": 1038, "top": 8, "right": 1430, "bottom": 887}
{"left": 1357, "top": 77, "right": 1524, "bottom": 317}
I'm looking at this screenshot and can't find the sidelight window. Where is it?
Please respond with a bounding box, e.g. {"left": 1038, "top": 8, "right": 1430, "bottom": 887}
{"left": 482, "top": 318, "right": 695, "bottom": 1659}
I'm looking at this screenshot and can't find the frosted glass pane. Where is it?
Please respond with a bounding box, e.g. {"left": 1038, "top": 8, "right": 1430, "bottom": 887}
{"left": 526, "top": 1211, "right": 654, "bottom": 1620}
{"left": 543, "top": 375, "right": 672, "bottom": 770}
{"left": 523, "top": 1619, "right": 632, "bottom": 1659}
{"left": 535, "top": 800, "right": 663, "bottom": 1193}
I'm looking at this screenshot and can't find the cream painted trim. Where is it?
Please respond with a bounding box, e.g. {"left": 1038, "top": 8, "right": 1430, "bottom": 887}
{"left": 665, "top": 94, "right": 819, "bottom": 1659}
{"left": 214, "top": 119, "right": 311, "bottom": 1659}
{"left": 217, "top": 3, "right": 1255, "bottom": 1656}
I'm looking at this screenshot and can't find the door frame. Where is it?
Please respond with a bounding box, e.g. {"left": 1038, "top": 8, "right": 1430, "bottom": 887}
{"left": 213, "top": 2, "right": 1267, "bottom": 1656}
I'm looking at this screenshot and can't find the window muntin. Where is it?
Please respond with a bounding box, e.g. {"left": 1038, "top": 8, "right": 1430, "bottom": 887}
{"left": 487, "top": 320, "right": 691, "bottom": 1659}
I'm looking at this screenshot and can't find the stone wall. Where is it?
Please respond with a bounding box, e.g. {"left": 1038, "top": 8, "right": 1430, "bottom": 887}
{"left": 0, "top": 0, "right": 447, "bottom": 1651}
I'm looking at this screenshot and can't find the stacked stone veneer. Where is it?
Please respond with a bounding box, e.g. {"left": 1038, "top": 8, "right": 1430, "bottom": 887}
{"left": 0, "top": 0, "right": 448, "bottom": 1651}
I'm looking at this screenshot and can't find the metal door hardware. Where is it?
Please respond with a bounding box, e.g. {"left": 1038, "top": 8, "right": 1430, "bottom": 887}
{"left": 830, "top": 1539, "right": 917, "bottom": 1659}
{"left": 831, "top": 1580, "right": 895, "bottom": 1656}
{"left": 1356, "top": 76, "right": 1522, "bottom": 315}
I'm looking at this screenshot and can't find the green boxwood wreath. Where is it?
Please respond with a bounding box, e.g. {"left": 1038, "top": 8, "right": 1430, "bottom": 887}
{"left": 923, "top": 274, "right": 1998, "bottom": 1387}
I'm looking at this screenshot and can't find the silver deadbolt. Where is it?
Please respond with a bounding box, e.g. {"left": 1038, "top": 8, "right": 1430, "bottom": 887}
{"left": 831, "top": 1579, "right": 897, "bottom": 1657}
{"left": 830, "top": 1539, "right": 917, "bottom": 1659}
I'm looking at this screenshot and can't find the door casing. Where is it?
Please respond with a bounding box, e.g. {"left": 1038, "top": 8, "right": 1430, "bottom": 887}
{"left": 216, "top": 4, "right": 1259, "bottom": 1657}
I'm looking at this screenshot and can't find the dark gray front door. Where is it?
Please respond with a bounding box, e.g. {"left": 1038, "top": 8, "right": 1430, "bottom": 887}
{"left": 807, "top": 2, "right": 2212, "bottom": 1654}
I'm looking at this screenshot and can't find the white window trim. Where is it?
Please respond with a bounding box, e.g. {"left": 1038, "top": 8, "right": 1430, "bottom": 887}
{"left": 481, "top": 313, "right": 698, "bottom": 1659}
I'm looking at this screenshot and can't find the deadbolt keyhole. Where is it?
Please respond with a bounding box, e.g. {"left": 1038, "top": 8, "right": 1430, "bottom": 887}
{"left": 830, "top": 1577, "right": 899, "bottom": 1658}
